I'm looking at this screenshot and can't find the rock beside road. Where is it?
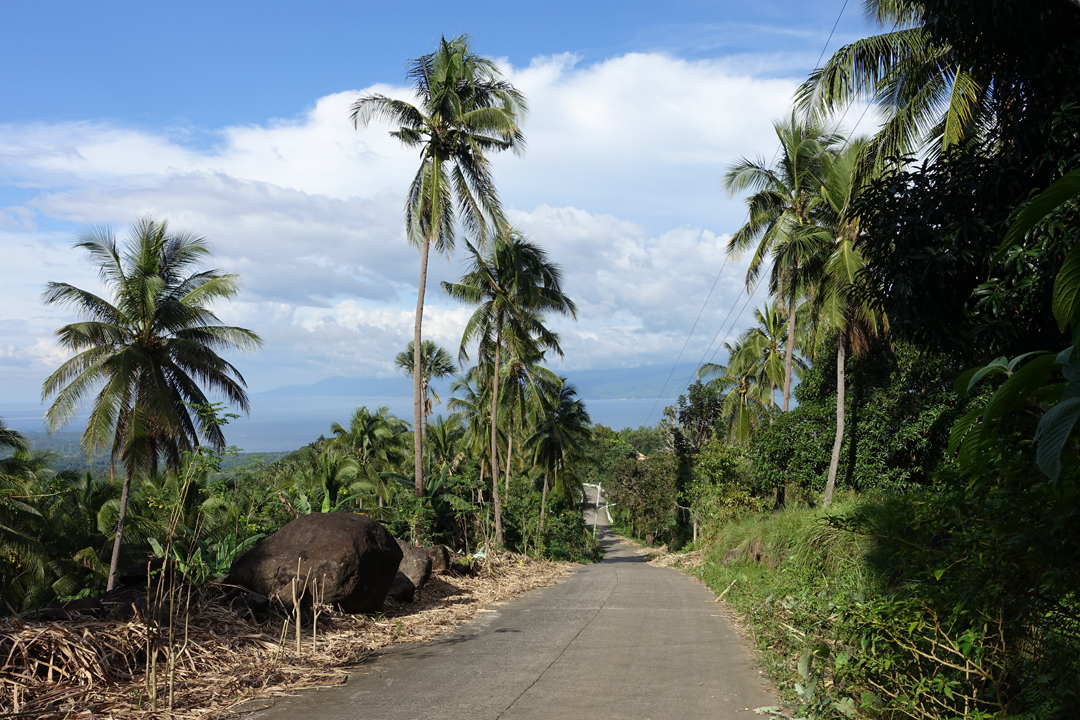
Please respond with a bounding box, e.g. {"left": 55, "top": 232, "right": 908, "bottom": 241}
{"left": 388, "top": 538, "right": 433, "bottom": 604}
{"left": 424, "top": 544, "right": 451, "bottom": 573}
{"left": 224, "top": 513, "right": 402, "bottom": 613}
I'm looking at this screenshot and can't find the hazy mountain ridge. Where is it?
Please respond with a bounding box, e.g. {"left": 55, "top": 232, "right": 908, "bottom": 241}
{"left": 257, "top": 363, "right": 702, "bottom": 402}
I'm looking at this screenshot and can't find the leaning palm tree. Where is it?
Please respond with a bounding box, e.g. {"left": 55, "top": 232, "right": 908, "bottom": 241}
{"left": 799, "top": 140, "right": 888, "bottom": 506}
{"left": 724, "top": 114, "right": 840, "bottom": 411}
{"left": 351, "top": 34, "right": 527, "bottom": 498}
{"left": 394, "top": 340, "right": 456, "bottom": 437}
{"left": 442, "top": 229, "right": 577, "bottom": 545}
{"left": 796, "top": 0, "right": 990, "bottom": 170}
{"left": 41, "top": 218, "right": 262, "bottom": 590}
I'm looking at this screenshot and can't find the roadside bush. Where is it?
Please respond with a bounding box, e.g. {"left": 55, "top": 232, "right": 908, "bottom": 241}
{"left": 503, "top": 489, "right": 598, "bottom": 563}
{"left": 686, "top": 439, "right": 767, "bottom": 541}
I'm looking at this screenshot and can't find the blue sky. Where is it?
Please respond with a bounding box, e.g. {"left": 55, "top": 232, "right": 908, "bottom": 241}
{"left": 1, "top": 1, "right": 877, "bottom": 438}
{"left": 2, "top": 1, "right": 869, "bottom": 127}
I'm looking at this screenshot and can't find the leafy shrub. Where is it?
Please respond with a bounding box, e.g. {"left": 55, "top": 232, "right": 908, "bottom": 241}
{"left": 686, "top": 439, "right": 767, "bottom": 539}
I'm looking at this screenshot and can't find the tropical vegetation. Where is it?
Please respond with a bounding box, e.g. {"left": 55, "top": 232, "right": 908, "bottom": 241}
{"left": 5, "top": 6, "right": 1080, "bottom": 717}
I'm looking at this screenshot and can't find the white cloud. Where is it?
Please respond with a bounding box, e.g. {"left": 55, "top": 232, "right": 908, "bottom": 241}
{"left": 0, "top": 50, "right": 813, "bottom": 403}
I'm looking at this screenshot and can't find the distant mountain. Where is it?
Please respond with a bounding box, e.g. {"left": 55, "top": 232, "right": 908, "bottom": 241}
{"left": 259, "top": 375, "right": 414, "bottom": 398}
{"left": 256, "top": 363, "right": 704, "bottom": 403}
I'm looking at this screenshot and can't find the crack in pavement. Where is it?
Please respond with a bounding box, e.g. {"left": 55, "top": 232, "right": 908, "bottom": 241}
{"left": 494, "top": 564, "right": 621, "bottom": 719}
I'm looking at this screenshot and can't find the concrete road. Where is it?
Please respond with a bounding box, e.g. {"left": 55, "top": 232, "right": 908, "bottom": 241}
{"left": 244, "top": 505, "right": 776, "bottom": 720}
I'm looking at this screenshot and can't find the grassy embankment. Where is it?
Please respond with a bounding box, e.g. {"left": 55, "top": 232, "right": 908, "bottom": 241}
{"left": 688, "top": 491, "right": 1080, "bottom": 720}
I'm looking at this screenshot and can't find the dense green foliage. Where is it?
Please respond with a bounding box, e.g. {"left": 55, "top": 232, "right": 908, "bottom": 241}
{"left": 751, "top": 337, "right": 974, "bottom": 497}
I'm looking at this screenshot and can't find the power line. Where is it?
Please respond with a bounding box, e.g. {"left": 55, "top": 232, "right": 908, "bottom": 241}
{"left": 687, "top": 278, "right": 763, "bottom": 395}
{"left": 708, "top": 281, "right": 763, "bottom": 365}
{"left": 642, "top": 253, "right": 730, "bottom": 426}
{"left": 815, "top": 0, "right": 851, "bottom": 70}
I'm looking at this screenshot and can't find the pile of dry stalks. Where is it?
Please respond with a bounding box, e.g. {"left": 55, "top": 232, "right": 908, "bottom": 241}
{"left": 642, "top": 547, "right": 706, "bottom": 570}
{"left": 0, "top": 552, "right": 569, "bottom": 718}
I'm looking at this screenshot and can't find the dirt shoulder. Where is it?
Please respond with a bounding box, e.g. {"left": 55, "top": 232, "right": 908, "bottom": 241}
{"left": 1, "top": 555, "right": 572, "bottom": 719}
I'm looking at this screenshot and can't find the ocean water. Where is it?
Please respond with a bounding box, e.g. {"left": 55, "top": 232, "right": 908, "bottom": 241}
{"left": 4, "top": 395, "right": 677, "bottom": 453}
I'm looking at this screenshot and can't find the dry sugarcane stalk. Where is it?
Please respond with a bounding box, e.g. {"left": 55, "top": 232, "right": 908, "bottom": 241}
{"left": 311, "top": 577, "right": 323, "bottom": 655}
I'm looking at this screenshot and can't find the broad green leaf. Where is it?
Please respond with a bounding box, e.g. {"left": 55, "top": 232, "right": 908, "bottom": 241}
{"left": 832, "top": 697, "right": 857, "bottom": 718}
{"left": 1006, "top": 351, "right": 1043, "bottom": 373}
{"left": 1053, "top": 243, "right": 1080, "bottom": 331}
{"left": 997, "top": 169, "right": 1080, "bottom": 261}
{"left": 953, "top": 367, "right": 979, "bottom": 395}
{"left": 982, "top": 353, "right": 1059, "bottom": 425}
{"left": 1035, "top": 397, "right": 1080, "bottom": 481}
{"left": 954, "top": 357, "right": 1008, "bottom": 396}
{"left": 797, "top": 651, "right": 812, "bottom": 680}
{"left": 948, "top": 406, "right": 983, "bottom": 455}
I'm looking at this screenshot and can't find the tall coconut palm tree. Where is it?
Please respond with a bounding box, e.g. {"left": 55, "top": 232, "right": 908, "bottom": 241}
{"left": 442, "top": 229, "right": 577, "bottom": 545}
{"left": 351, "top": 35, "right": 527, "bottom": 498}
{"left": 796, "top": 0, "right": 990, "bottom": 169}
{"left": 724, "top": 115, "right": 840, "bottom": 412}
{"left": 799, "top": 140, "right": 888, "bottom": 506}
{"left": 41, "top": 218, "right": 262, "bottom": 590}
{"left": 394, "top": 340, "right": 456, "bottom": 437}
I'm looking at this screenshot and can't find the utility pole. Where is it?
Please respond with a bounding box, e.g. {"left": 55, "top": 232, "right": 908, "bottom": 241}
{"left": 592, "top": 483, "right": 602, "bottom": 538}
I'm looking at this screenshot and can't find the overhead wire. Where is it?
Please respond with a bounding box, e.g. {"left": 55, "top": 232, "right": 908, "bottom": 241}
{"left": 682, "top": 276, "right": 764, "bottom": 395}
{"left": 642, "top": 254, "right": 730, "bottom": 426}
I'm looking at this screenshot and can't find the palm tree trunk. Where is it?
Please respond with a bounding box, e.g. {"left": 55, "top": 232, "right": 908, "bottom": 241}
{"left": 421, "top": 382, "right": 429, "bottom": 439}
{"left": 783, "top": 287, "right": 797, "bottom": 412}
{"left": 490, "top": 323, "right": 503, "bottom": 546}
{"left": 540, "top": 470, "right": 549, "bottom": 533}
{"left": 504, "top": 428, "right": 512, "bottom": 493}
{"left": 412, "top": 239, "right": 431, "bottom": 498}
{"left": 106, "top": 462, "right": 134, "bottom": 591}
{"left": 824, "top": 330, "right": 846, "bottom": 508}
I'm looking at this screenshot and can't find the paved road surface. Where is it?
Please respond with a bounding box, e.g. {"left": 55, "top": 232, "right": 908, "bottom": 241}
{"left": 244, "top": 494, "right": 776, "bottom": 719}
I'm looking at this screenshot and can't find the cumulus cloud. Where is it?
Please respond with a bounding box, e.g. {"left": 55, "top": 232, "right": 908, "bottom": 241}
{"left": 0, "top": 51, "right": 814, "bottom": 402}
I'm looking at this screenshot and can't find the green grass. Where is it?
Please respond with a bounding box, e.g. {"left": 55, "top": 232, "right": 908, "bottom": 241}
{"left": 694, "top": 501, "right": 874, "bottom": 716}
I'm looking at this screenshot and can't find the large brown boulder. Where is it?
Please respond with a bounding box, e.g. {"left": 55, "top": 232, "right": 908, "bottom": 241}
{"left": 387, "top": 538, "right": 432, "bottom": 604}
{"left": 224, "top": 513, "right": 402, "bottom": 613}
